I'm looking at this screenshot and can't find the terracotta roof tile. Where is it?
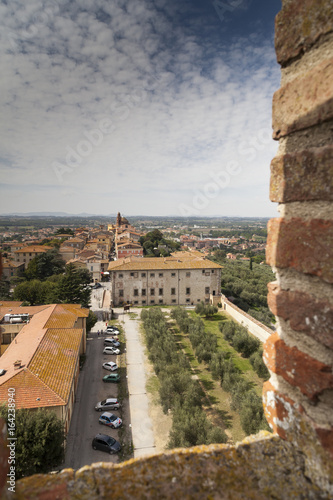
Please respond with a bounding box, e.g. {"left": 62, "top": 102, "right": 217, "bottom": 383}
{"left": 28, "top": 328, "right": 83, "bottom": 401}
{"left": 108, "top": 255, "right": 222, "bottom": 271}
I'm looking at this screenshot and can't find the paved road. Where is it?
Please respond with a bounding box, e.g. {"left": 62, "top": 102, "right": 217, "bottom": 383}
{"left": 118, "top": 309, "right": 156, "bottom": 458}
{"left": 64, "top": 322, "right": 121, "bottom": 469}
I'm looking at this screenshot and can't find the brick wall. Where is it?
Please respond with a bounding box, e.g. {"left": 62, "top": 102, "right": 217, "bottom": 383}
{"left": 263, "top": 0, "right": 333, "bottom": 493}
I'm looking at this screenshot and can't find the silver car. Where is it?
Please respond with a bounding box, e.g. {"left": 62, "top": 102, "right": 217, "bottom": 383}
{"left": 95, "top": 398, "right": 121, "bottom": 411}
{"left": 103, "top": 346, "right": 120, "bottom": 355}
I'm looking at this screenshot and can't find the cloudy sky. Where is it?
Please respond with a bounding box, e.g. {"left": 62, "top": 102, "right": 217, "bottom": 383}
{"left": 0, "top": 0, "right": 281, "bottom": 217}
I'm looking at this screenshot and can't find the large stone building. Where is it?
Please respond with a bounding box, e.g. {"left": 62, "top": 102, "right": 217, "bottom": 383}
{"left": 108, "top": 253, "right": 222, "bottom": 307}
{"left": 0, "top": 303, "right": 89, "bottom": 434}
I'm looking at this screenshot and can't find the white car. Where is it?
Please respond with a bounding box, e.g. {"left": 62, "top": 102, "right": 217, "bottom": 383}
{"left": 102, "top": 361, "right": 118, "bottom": 371}
{"left": 99, "top": 412, "right": 122, "bottom": 429}
{"left": 105, "top": 328, "right": 119, "bottom": 336}
{"left": 103, "top": 346, "right": 120, "bottom": 355}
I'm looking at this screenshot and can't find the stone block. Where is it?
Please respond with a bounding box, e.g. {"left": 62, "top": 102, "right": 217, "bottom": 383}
{"left": 270, "top": 146, "right": 333, "bottom": 202}
{"left": 275, "top": 0, "right": 333, "bottom": 65}
{"left": 266, "top": 218, "right": 333, "bottom": 284}
{"left": 272, "top": 58, "right": 333, "bottom": 139}
{"left": 267, "top": 283, "right": 333, "bottom": 349}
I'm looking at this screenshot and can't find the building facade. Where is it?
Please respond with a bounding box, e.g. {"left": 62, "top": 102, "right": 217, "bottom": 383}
{"left": 108, "top": 254, "right": 222, "bottom": 306}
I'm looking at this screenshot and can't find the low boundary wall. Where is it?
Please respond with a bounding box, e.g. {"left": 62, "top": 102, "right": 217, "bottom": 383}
{"left": 220, "top": 295, "right": 274, "bottom": 343}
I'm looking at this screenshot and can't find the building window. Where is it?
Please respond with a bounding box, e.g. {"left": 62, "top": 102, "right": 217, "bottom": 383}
{"left": 150, "top": 288, "right": 155, "bottom": 295}
{"left": 186, "top": 298, "right": 190, "bottom": 303}
{"left": 159, "top": 288, "right": 163, "bottom": 295}
{"left": 186, "top": 272, "right": 191, "bottom": 277}
{"left": 150, "top": 300, "right": 155, "bottom": 304}
{"left": 205, "top": 298, "right": 209, "bottom": 303}
{"left": 171, "top": 272, "right": 176, "bottom": 277}
{"left": 211, "top": 270, "right": 215, "bottom": 274}
{"left": 159, "top": 273, "right": 163, "bottom": 277}
{"left": 119, "top": 273, "right": 123, "bottom": 278}
{"left": 2, "top": 334, "right": 11, "bottom": 345}
{"left": 130, "top": 272, "right": 138, "bottom": 278}
{"left": 202, "top": 270, "right": 205, "bottom": 274}
{"left": 134, "top": 289, "right": 138, "bottom": 296}
{"left": 171, "top": 288, "right": 176, "bottom": 295}
{"left": 142, "top": 289, "right": 146, "bottom": 296}
{"left": 142, "top": 300, "right": 146, "bottom": 305}
{"left": 134, "top": 300, "right": 138, "bottom": 305}
{"left": 141, "top": 272, "right": 146, "bottom": 277}
{"left": 186, "top": 287, "right": 190, "bottom": 295}
{"left": 205, "top": 287, "right": 210, "bottom": 294}
{"left": 150, "top": 273, "right": 155, "bottom": 277}
{"left": 172, "top": 299, "right": 176, "bottom": 303}
{"left": 212, "top": 290, "right": 216, "bottom": 296}
{"left": 119, "top": 289, "right": 124, "bottom": 297}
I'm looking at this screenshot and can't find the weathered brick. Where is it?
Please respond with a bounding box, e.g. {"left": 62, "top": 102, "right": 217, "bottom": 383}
{"left": 263, "top": 382, "right": 333, "bottom": 457}
{"left": 266, "top": 218, "right": 333, "bottom": 284}
{"left": 267, "top": 283, "right": 333, "bottom": 349}
{"left": 275, "top": 0, "right": 333, "bottom": 66}
{"left": 272, "top": 57, "right": 333, "bottom": 139}
{"left": 263, "top": 381, "right": 299, "bottom": 439}
{"left": 270, "top": 146, "right": 333, "bottom": 202}
{"left": 263, "top": 332, "right": 333, "bottom": 400}
{"left": 315, "top": 427, "right": 333, "bottom": 458}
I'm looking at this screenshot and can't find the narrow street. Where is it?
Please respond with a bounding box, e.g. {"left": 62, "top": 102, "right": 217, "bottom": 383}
{"left": 64, "top": 285, "right": 157, "bottom": 469}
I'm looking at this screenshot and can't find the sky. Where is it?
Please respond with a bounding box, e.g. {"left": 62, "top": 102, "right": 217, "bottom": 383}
{"left": 0, "top": 0, "right": 282, "bottom": 218}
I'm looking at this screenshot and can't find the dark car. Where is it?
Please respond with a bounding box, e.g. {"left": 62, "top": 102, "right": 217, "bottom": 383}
{"left": 92, "top": 433, "right": 121, "bottom": 454}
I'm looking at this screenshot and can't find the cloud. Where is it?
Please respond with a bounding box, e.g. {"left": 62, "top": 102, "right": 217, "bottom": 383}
{"left": 0, "top": 0, "right": 280, "bottom": 217}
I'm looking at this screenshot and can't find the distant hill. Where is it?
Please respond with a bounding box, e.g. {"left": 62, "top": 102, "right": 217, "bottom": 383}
{"left": 1, "top": 212, "right": 117, "bottom": 217}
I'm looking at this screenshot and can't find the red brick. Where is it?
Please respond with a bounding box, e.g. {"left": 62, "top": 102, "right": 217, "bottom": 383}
{"left": 270, "top": 146, "right": 333, "bottom": 202}
{"left": 263, "top": 332, "right": 333, "bottom": 400}
{"left": 262, "top": 381, "right": 299, "bottom": 439}
{"left": 315, "top": 427, "right": 333, "bottom": 458}
{"left": 275, "top": 0, "right": 333, "bottom": 66}
{"left": 272, "top": 58, "right": 333, "bottom": 139}
{"left": 267, "top": 283, "right": 333, "bottom": 349}
{"left": 266, "top": 218, "right": 333, "bottom": 284}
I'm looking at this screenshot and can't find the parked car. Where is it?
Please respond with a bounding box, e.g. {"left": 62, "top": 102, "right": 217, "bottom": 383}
{"left": 106, "top": 326, "right": 120, "bottom": 333}
{"left": 103, "top": 346, "right": 120, "bottom": 355}
{"left": 95, "top": 398, "right": 121, "bottom": 411}
{"left": 104, "top": 338, "right": 120, "bottom": 347}
{"left": 99, "top": 412, "right": 122, "bottom": 428}
{"left": 105, "top": 329, "right": 119, "bottom": 336}
{"left": 103, "top": 373, "right": 121, "bottom": 383}
{"left": 92, "top": 433, "right": 121, "bottom": 454}
{"left": 103, "top": 361, "right": 118, "bottom": 371}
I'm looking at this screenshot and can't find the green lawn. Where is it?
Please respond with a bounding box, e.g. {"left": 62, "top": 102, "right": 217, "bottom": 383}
{"left": 169, "top": 309, "right": 266, "bottom": 442}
